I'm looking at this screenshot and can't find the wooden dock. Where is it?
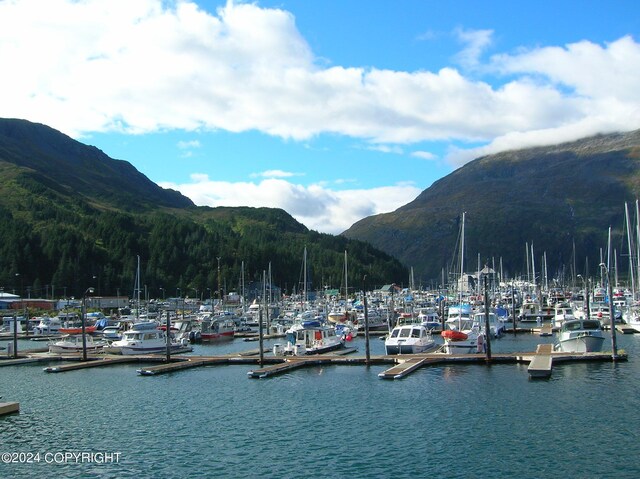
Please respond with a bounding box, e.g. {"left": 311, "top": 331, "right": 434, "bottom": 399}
{"left": 538, "top": 324, "right": 554, "bottom": 337}
{"left": 137, "top": 358, "right": 229, "bottom": 375}
{"left": 378, "top": 357, "right": 445, "bottom": 379}
{"left": 616, "top": 324, "right": 637, "bottom": 334}
{"left": 43, "top": 356, "right": 141, "bottom": 373}
{"left": 0, "top": 343, "right": 625, "bottom": 381}
{"left": 0, "top": 402, "right": 19, "bottom": 416}
{"left": 527, "top": 343, "right": 554, "bottom": 378}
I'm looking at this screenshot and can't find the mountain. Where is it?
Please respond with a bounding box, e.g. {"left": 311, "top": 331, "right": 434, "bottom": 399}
{"left": 0, "top": 118, "right": 407, "bottom": 299}
{"left": 343, "top": 130, "right": 640, "bottom": 282}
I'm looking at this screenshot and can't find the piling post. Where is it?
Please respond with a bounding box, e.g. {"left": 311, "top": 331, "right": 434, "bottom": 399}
{"left": 600, "top": 263, "right": 618, "bottom": 360}
{"left": 511, "top": 282, "right": 517, "bottom": 335}
{"left": 363, "top": 275, "right": 370, "bottom": 365}
{"left": 258, "top": 304, "right": 264, "bottom": 366}
{"left": 12, "top": 313, "right": 18, "bottom": 359}
{"left": 166, "top": 309, "right": 171, "bottom": 362}
{"left": 483, "top": 277, "right": 492, "bottom": 362}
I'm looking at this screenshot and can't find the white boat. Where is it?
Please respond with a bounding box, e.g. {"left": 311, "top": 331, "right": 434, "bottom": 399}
{"left": 473, "top": 311, "right": 506, "bottom": 338}
{"left": 440, "top": 324, "right": 484, "bottom": 354}
{"left": 200, "top": 316, "right": 235, "bottom": 342}
{"left": 281, "top": 319, "right": 344, "bottom": 355}
{"left": 109, "top": 327, "right": 190, "bottom": 355}
{"left": 555, "top": 318, "right": 605, "bottom": 353}
{"left": 385, "top": 323, "right": 436, "bottom": 355}
{"left": 32, "top": 316, "right": 62, "bottom": 335}
{"left": 49, "top": 334, "right": 106, "bottom": 353}
{"left": 553, "top": 303, "right": 575, "bottom": 328}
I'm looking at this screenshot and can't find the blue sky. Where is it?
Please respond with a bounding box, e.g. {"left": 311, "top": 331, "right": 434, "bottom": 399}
{"left": 1, "top": 0, "right": 639, "bottom": 233}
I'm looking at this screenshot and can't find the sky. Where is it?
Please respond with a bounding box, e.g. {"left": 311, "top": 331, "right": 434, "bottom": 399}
{"left": 1, "top": 0, "right": 639, "bottom": 234}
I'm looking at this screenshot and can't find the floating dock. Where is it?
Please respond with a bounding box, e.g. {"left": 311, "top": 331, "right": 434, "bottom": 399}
{"left": 527, "top": 343, "right": 554, "bottom": 378}
{"left": 0, "top": 344, "right": 626, "bottom": 381}
{"left": 0, "top": 402, "right": 19, "bottom": 416}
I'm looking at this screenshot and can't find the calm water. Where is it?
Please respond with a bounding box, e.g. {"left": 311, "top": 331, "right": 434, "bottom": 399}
{"left": 1, "top": 332, "right": 639, "bottom": 479}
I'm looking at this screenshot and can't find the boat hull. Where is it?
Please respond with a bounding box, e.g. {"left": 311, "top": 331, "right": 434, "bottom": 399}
{"left": 557, "top": 334, "right": 605, "bottom": 353}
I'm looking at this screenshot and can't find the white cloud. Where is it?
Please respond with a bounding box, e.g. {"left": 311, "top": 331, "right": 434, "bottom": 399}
{"left": 177, "top": 140, "right": 201, "bottom": 149}
{"left": 160, "top": 175, "right": 421, "bottom": 234}
{"left": 411, "top": 150, "right": 437, "bottom": 161}
{"left": 250, "top": 169, "right": 302, "bottom": 178}
{"left": 454, "top": 27, "right": 494, "bottom": 69}
{"left": 0, "top": 0, "right": 637, "bottom": 160}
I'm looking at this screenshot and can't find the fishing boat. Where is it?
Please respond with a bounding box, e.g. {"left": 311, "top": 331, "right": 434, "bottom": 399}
{"left": 282, "top": 319, "right": 344, "bottom": 355}
{"left": 200, "top": 316, "right": 235, "bottom": 342}
{"left": 385, "top": 323, "right": 436, "bottom": 354}
{"left": 31, "top": 316, "right": 62, "bottom": 335}
{"left": 48, "top": 334, "right": 107, "bottom": 353}
{"left": 474, "top": 311, "right": 506, "bottom": 337}
{"left": 109, "top": 325, "right": 190, "bottom": 355}
{"left": 553, "top": 303, "right": 576, "bottom": 328}
{"left": 555, "top": 318, "right": 605, "bottom": 353}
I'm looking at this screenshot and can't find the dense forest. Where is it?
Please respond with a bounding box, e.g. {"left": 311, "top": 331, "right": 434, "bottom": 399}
{"left": 0, "top": 119, "right": 408, "bottom": 300}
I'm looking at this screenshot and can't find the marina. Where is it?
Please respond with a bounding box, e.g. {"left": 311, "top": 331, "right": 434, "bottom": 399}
{"left": 2, "top": 328, "right": 640, "bottom": 479}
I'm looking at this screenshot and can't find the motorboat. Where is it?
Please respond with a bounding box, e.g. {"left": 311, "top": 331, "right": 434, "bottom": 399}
{"left": 281, "top": 319, "right": 344, "bottom": 355}
{"left": 440, "top": 315, "right": 485, "bottom": 355}
{"left": 555, "top": 318, "right": 605, "bottom": 353}
{"left": 31, "top": 316, "right": 62, "bottom": 335}
{"left": 109, "top": 325, "right": 190, "bottom": 355}
{"left": 553, "top": 303, "right": 575, "bottom": 328}
{"left": 200, "top": 316, "right": 235, "bottom": 342}
{"left": 48, "top": 334, "right": 107, "bottom": 353}
{"left": 473, "top": 311, "right": 506, "bottom": 337}
{"left": 385, "top": 323, "right": 436, "bottom": 355}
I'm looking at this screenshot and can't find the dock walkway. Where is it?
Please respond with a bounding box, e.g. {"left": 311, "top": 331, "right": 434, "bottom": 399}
{"left": 527, "top": 343, "right": 554, "bottom": 378}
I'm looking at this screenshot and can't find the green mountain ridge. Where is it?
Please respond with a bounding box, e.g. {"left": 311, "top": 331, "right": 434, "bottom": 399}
{"left": 343, "top": 130, "right": 640, "bottom": 282}
{"left": 0, "top": 118, "right": 407, "bottom": 299}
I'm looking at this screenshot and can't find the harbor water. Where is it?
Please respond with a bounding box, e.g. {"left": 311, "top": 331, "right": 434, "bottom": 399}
{"left": 1, "top": 331, "right": 639, "bottom": 479}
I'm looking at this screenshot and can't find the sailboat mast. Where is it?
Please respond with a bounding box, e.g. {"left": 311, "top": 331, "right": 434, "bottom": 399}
{"left": 136, "top": 255, "right": 141, "bottom": 322}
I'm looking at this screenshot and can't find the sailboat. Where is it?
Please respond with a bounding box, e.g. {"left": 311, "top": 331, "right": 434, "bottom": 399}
{"left": 440, "top": 212, "right": 484, "bottom": 354}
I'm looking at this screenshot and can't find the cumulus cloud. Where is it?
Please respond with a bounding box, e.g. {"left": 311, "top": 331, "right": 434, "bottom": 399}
{"left": 0, "top": 0, "right": 638, "bottom": 152}
{"left": 160, "top": 175, "right": 421, "bottom": 234}
{"left": 250, "top": 170, "right": 303, "bottom": 178}
{"left": 1, "top": 0, "right": 640, "bottom": 234}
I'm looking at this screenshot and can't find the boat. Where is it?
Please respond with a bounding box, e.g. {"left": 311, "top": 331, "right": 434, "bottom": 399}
{"left": 385, "top": 323, "right": 436, "bottom": 354}
{"left": 555, "top": 318, "right": 605, "bottom": 353}
{"left": 281, "top": 319, "right": 344, "bottom": 355}
{"left": 109, "top": 323, "right": 191, "bottom": 355}
{"left": 474, "top": 311, "right": 506, "bottom": 337}
{"left": 48, "top": 334, "right": 107, "bottom": 353}
{"left": 200, "top": 316, "right": 235, "bottom": 342}
{"left": 31, "top": 316, "right": 62, "bottom": 335}
{"left": 553, "top": 303, "right": 575, "bottom": 328}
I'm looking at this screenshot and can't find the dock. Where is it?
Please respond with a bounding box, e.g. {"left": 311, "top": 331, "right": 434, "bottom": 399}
{"left": 378, "top": 357, "right": 445, "bottom": 379}
{"left": 538, "top": 324, "right": 554, "bottom": 337}
{"left": 527, "top": 343, "right": 554, "bottom": 378}
{"left": 43, "top": 356, "right": 141, "bottom": 373}
{"left": 0, "top": 402, "right": 19, "bottom": 416}
{"left": 615, "top": 324, "right": 637, "bottom": 334}
{"left": 0, "top": 343, "right": 626, "bottom": 381}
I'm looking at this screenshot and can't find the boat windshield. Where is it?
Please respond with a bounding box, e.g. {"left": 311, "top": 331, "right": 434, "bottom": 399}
{"left": 399, "top": 328, "right": 411, "bottom": 338}
{"left": 411, "top": 328, "right": 421, "bottom": 338}
{"left": 390, "top": 329, "right": 400, "bottom": 338}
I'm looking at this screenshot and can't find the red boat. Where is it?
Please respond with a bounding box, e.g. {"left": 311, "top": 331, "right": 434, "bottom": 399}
{"left": 59, "top": 325, "right": 97, "bottom": 334}
{"left": 441, "top": 330, "right": 468, "bottom": 341}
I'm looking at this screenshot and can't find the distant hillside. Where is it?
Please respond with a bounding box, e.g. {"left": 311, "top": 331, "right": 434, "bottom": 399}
{"left": 0, "top": 118, "right": 193, "bottom": 211}
{"left": 0, "top": 118, "right": 407, "bottom": 298}
{"left": 343, "top": 130, "right": 640, "bottom": 282}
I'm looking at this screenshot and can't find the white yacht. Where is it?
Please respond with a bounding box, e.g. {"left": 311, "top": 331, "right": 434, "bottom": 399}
{"left": 385, "top": 323, "right": 436, "bottom": 355}
{"left": 281, "top": 319, "right": 344, "bottom": 355}
{"left": 49, "top": 334, "right": 106, "bottom": 353}
{"left": 555, "top": 318, "right": 605, "bottom": 353}
{"left": 109, "top": 324, "right": 190, "bottom": 355}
